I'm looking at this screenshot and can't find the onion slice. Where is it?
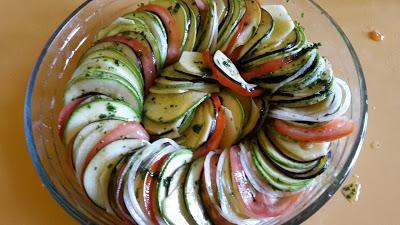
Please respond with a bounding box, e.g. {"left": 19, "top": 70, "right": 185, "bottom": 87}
{"left": 269, "top": 78, "right": 351, "bottom": 122}
{"left": 124, "top": 139, "right": 180, "bottom": 225}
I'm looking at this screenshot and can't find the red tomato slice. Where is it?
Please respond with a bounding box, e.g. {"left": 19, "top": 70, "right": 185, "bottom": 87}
{"left": 80, "top": 121, "right": 149, "bottom": 183}
{"left": 201, "top": 161, "right": 234, "bottom": 225}
{"left": 114, "top": 160, "right": 136, "bottom": 225}
{"left": 194, "top": 95, "right": 226, "bottom": 159}
{"left": 195, "top": 0, "right": 208, "bottom": 11}
{"left": 97, "top": 36, "right": 157, "bottom": 94}
{"left": 206, "top": 95, "right": 226, "bottom": 151}
{"left": 202, "top": 50, "right": 264, "bottom": 97}
{"left": 58, "top": 96, "right": 89, "bottom": 140}
{"left": 274, "top": 117, "right": 355, "bottom": 142}
{"left": 224, "top": 14, "right": 247, "bottom": 56}
{"left": 241, "top": 56, "right": 294, "bottom": 81}
{"left": 229, "top": 146, "right": 299, "bottom": 218}
{"left": 228, "top": 45, "right": 244, "bottom": 63}
{"left": 208, "top": 154, "right": 221, "bottom": 205}
{"left": 139, "top": 4, "right": 181, "bottom": 65}
{"left": 143, "top": 154, "right": 170, "bottom": 225}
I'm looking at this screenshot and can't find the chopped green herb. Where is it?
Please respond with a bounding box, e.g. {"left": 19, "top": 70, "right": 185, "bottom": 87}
{"left": 192, "top": 124, "right": 203, "bottom": 134}
{"left": 222, "top": 61, "right": 231, "bottom": 67}
{"left": 173, "top": 3, "right": 180, "bottom": 13}
{"left": 106, "top": 103, "right": 116, "bottom": 112}
{"left": 99, "top": 114, "right": 107, "bottom": 119}
{"left": 163, "top": 176, "right": 172, "bottom": 187}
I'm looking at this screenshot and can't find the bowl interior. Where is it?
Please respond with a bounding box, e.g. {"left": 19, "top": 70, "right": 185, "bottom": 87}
{"left": 24, "top": 0, "right": 367, "bottom": 224}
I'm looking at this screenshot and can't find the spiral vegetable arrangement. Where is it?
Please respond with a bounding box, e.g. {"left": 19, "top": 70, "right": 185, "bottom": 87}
{"left": 58, "top": 0, "right": 354, "bottom": 224}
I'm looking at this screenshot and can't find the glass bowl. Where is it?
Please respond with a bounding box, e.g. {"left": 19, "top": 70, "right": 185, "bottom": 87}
{"left": 24, "top": 0, "right": 368, "bottom": 224}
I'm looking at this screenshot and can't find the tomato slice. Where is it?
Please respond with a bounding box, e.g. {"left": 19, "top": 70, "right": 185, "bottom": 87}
{"left": 228, "top": 45, "right": 244, "bottom": 64}
{"left": 139, "top": 4, "right": 181, "bottom": 65}
{"left": 80, "top": 122, "right": 149, "bottom": 183}
{"left": 229, "top": 146, "right": 299, "bottom": 218}
{"left": 195, "top": 0, "right": 209, "bottom": 25}
{"left": 58, "top": 96, "right": 89, "bottom": 140}
{"left": 195, "top": 0, "right": 208, "bottom": 11}
{"left": 208, "top": 154, "right": 220, "bottom": 203}
{"left": 274, "top": 117, "right": 355, "bottom": 142}
{"left": 201, "top": 158, "right": 234, "bottom": 225}
{"left": 97, "top": 36, "right": 157, "bottom": 94}
{"left": 143, "top": 154, "right": 170, "bottom": 225}
{"left": 241, "top": 56, "right": 294, "bottom": 81}
{"left": 202, "top": 50, "right": 264, "bottom": 97}
{"left": 224, "top": 14, "right": 247, "bottom": 57}
{"left": 206, "top": 95, "right": 226, "bottom": 150}
{"left": 194, "top": 95, "right": 226, "bottom": 159}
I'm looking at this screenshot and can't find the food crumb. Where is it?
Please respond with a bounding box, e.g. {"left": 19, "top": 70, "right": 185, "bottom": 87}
{"left": 341, "top": 182, "right": 361, "bottom": 203}
{"left": 369, "top": 31, "right": 384, "bottom": 42}
{"left": 370, "top": 141, "right": 381, "bottom": 150}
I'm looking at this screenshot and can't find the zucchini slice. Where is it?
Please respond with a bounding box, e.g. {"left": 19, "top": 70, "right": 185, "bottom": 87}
{"left": 144, "top": 91, "right": 210, "bottom": 123}
{"left": 184, "top": 157, "right": 212, "bottom": 225}
{"left": 73, "top": 55, "right": 144, "bottom": 100}
{"left": 64, "top": 71, "right": 142, "bottom": 113}
{"left": 261, "top": 5, "right": 295, "bottom": 46}
{"left": 158, "top": 149, "right": 193, "bottom": 217}
{"left": 195, "top": 0, "right": 219, "bottom": 52}
{"left": 267, "top": 125, "right": 331, "bottom": 162}
{"left": 95, "top": 17, "right": 163, "bottom": 71}
{"left": 143, "top": 109, "right": 196, "bottom": 136}
{"left": 175, "top": 51, "right": 212, "bottom": 78}
{"left": 218, "top": 91, "right": 245, "bottom": 148}
{"left": 124, "top": 11, "right": 168, "bottom": 66}
{"left": 248, "top": 139, "right": 312, "bottom": 191}
{"left": 83, "top": 139, "right": 147, "bottom": 210}
{"left": 257, "top": 129, "right": 319, "bottom": 171}
{"left": 63, "top": 99, "right": 140, "bottom": 145}
{"left": 160, "top": 165, "right": 195, "bottom": 225}
{"left": 240, "top": 98, "right": 260, "bottom": 139}
{"left": 217, "top": 0, "right": 246, "bottom": 49}
{"left": 179, "top": 0, "right": 198, "bottom": 51}
{"left": 73, "top": 120, "right": 124, "bottom": 177}
{"left": 151, "top": 0, "right": 190, "bottom": 54}
{"left": 237, "top": 8, "right": 274, "bottom": 61}
{"left": 178, "top": 99, "right": 215, "bottom": 149}
{"left": 80, "top": 42, "right": 143, "bottom": 85}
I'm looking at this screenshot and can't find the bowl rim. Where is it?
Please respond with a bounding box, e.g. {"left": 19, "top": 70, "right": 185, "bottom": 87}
{"left": 23, "top": 0, "right": 368, "bottom": 224}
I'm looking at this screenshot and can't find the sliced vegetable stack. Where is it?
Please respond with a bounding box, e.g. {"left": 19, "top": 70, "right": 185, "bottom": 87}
{"left": 58, "top": 0, "right": 355, "bottom": 224}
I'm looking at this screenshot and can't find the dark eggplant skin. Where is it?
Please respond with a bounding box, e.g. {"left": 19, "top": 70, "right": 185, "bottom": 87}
{"left": 240, "top": 31, "right": 297, "bottom": 64}
{"left": 162, "top": 73, "right": 216, "bottom": 83}
{"left": 254, "top": 133, "right": 331, "bottom": 180}
{"left": 238, "top": 9, "right": 275, "bottom": 61}
{"left": 274, "top": 151, "right": 332, "bottom": 179}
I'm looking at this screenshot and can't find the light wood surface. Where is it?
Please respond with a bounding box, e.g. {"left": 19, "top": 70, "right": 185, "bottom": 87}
{"left": 0, "top": 0, "right": 398, "bottom": 224}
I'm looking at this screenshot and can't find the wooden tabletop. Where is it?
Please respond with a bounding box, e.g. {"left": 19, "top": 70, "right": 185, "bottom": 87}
{"left": 1, "top": 0, "right": 399, "bottom": 224}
